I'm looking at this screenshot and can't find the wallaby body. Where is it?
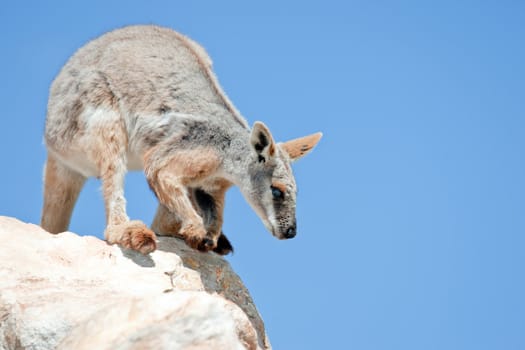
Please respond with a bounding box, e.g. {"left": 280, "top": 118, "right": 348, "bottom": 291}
{"left": 42, "top": 25, "right": 321, "bottom": 254}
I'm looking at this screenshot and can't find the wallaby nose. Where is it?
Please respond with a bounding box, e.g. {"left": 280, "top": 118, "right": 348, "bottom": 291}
{"left": 283, "top": 226, "right": 297, "bottom": 239}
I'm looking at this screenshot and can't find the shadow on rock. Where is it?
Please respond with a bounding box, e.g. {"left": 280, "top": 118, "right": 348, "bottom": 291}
{"left": 120, "top": 246, "right": 156, "bottom": 268}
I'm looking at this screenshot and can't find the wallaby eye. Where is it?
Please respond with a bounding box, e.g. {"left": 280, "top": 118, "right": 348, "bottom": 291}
{"left": 271, "top": 186, "right": 284, "bottom": 200}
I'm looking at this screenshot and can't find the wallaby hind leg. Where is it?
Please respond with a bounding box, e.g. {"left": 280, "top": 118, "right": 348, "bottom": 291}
{"left": 41, "top": 154, "right": 86, "bottom": 233}
{"left": 151, "top": 203, "right": 182, "bottom": 235}
{"left": 191, "top": 187, "right": 233, "bottom": 255}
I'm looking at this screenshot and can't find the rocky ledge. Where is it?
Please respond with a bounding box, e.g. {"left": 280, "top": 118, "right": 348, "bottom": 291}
{"left": 0, "top": 216, "right": 270, "bottom": 350}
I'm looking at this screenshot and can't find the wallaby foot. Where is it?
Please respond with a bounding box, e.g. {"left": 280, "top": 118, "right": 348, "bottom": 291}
{"left": 105, "top": 220, "right": 157, "bottom": 254}
{"left": 151, "top": 203, "right": 182, "bottom": 235}
{"left": 213, "top": 232, "right": 233, "bottom": 255}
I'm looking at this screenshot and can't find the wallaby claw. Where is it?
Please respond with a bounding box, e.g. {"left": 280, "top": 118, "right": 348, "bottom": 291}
{"left": 213, "top": 232, "right": 233, "bottom": 255}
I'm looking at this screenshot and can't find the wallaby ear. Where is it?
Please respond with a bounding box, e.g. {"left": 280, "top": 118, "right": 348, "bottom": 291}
{"left": 281, "top": 132, "right": 323, "bottom": 161}
{"left": 250, "top": 121, "right": 276, "bottom": 163}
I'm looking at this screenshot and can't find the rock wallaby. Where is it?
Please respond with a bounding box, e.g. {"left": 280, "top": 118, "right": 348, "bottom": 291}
{"left": 41, "top": 25, "right": 322, "bottom": 255}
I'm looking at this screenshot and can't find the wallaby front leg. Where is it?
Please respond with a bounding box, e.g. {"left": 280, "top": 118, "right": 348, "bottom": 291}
{"left": 151, "top": 189, "right": 233, "bottom": 255}
{"left": 101, "top": 157, "right": 156, "bottom": 254}
{"left": 145, "top": 148, "right": 222, "bottom": 252}
{"left": 148, "top": 170, "right": 215, "bottom": 251}
{"left": 152, "top": 188, "right": 225, "bottom": 237}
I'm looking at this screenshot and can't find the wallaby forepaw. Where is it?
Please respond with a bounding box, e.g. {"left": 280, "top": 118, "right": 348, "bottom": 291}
{"left": 129, "top": 227, "right": 157, "bottom": 255}
{"left": 213, "top": 232, "right": 233, "bottom": 255}
{"left": 184, "top": 235, "right": 216, "bottom": 253}
{"left": 181, "top": 224, "right": 216, "bottom": 252}
{"left": 107, "top": 221, "right": 157, "bottom": 255}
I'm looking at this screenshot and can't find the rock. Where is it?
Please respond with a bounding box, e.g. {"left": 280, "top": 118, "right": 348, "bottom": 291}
{"left": 0, "top": 216, "right": 271, "bottom": 350}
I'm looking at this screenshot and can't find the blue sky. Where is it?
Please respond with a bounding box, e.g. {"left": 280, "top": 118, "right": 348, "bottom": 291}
{"left": 1, "top": 1, "right": 524, "bottom": 349}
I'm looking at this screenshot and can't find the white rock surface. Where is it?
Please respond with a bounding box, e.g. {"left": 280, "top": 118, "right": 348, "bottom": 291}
{"left": 0, "top": 216, "right": 271, "bottom": 350}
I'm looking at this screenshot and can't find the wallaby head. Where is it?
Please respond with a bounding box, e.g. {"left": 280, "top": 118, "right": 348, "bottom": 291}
{"left": 240, "top": 122, "right": 322, "bottom": 240}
